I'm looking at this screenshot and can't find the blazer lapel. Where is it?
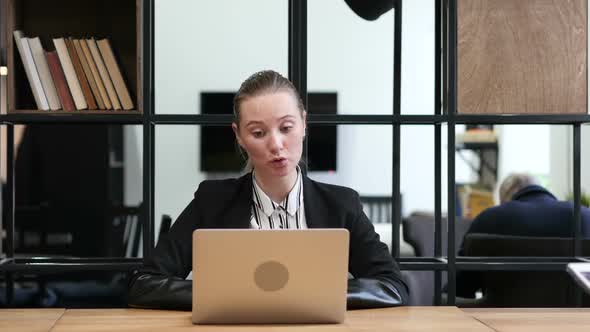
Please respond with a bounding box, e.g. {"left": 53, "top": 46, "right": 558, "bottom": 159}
{"left": 221, "top": 172, "right": 253, "bottom": 229}
{"left": 221, "top": 173, "right": 335, "bottom": 229}
{"left": 302, "top": 175, "right": 332, "bottom": 229}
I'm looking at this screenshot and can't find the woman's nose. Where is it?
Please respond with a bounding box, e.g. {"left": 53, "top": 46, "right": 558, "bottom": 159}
{"left": 268, "top": 132, "right": 284, "bottom": 152}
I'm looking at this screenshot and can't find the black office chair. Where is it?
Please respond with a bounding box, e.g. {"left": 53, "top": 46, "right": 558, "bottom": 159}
{"left": 403, "top": 213, "right": 472, "bottom": 257}
{"left": 463, "top": 233, "right": 590, "bottom": 307}
{"left": 401, "top": 213, "right": 473, "bottom": 306}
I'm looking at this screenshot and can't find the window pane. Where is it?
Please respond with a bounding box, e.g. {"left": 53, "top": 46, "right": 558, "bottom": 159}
{"left": 155, "top": 0, "right": 288, "bottom": 114}
{"left": 401, "top": 0, "right": 435, "bottom": 115}
{"left": 308, "top": 0, "right": 394, "bottom": 114}
{"left": 155, "top": 124, "right": 245, "bottom": 245}
{"left": 455, "top": 125, "right": 569, "bottom": 257}
{"left": 306, "top": 124, "right": 412, "bottom": 256}
{"left": 10, "top": 124, "right": 142, "bottom": 258}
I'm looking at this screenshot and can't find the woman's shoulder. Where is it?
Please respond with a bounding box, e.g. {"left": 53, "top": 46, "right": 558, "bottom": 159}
{"left": 194, "top": 173, "right": 252, "bottom": 197}
{"left": 305, "top": 177, "right": 360, "bottom": 206}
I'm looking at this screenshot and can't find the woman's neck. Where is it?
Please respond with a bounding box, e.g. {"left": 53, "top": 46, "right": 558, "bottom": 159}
{"left": 254, "top": 168, "right": 298, "bottom": 203}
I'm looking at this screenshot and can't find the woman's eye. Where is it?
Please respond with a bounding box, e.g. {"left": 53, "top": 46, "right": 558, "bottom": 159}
{"left": 280, "top": 126, "right": 293, "bottom": 133}
{"left": 252, "top": 131, "right": 264, "bottom": 138}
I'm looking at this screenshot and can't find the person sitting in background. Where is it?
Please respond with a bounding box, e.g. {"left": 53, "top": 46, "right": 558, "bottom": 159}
{"left": 127, "top": 70, "right": 409, "bottom": 310}
{"left": 455, "top": 173, "right": 590, "bottom": 298}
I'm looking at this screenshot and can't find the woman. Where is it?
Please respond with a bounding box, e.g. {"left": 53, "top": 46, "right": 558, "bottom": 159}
{"left": 128, "top": 70, "right": 408, "bottom": 310}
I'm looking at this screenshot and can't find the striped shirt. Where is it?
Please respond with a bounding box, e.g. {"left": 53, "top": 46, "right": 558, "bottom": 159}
{"left": 250, "top": 169, "right": 307, "bottom": 229}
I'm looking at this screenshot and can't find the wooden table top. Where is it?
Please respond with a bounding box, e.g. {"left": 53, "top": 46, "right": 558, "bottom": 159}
{"left": 464, "top": 308, "right": 590, "bottom": 332}
{"left": 5, "top": 307, "right": 590, "bottom": 331}
{"left": 0, "top": 308, "right": 65, "bottom": 332}
{"left": 0, "top": 307, "right": 492, "bottom": 332}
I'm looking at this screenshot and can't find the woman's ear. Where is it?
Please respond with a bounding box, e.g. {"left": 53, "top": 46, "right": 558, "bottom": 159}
{"left": 302, "top": 111, "right": 307, "bottom": 138}
{"left": 232, "top": 123, "right": 243, "bottom": 147}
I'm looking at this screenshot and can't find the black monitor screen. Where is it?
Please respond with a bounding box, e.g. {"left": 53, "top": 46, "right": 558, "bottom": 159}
{"left": 200, "top": 92, "right": 337, "bottom": 172}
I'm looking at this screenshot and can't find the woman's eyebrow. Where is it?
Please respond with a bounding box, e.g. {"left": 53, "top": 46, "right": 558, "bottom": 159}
{"left": 245, "top": 120, "right": 263, "bottom": 127}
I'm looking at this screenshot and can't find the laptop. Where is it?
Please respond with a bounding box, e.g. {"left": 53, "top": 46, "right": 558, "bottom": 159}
{"left": 192, "top": 228, "right": 349, "bottom": 324}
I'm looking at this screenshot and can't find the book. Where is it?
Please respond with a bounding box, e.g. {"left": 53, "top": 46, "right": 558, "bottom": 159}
{"left": 13, "top": 30, "right": 49, "bottom": 110}
{"left": 79, "top": 39, "right": 111, "bottom": 109}
{"left": 457, "top": 185, "right": 495, "bottom": 220}
{"left": 46, "top": 50, "right": 75, "bottom": 112}
{"left": 87, "top": 38, "right": 121, "bottom": 110}
{"left": 73, "top": 39, "right": 105, "bottom": 109}
{"left": 27, "top": 37, "right": 61, "bottom": 110}
{"left": 65, "top": 38, "right": 97, "bottom": 110}
{"left": 96, "top": 38, "right": 134, "bottom": 110}
{"left": 53, "top": 37, "right": 87, "bottom": 110}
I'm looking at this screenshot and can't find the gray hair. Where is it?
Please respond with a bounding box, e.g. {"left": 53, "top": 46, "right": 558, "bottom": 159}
{"left": 499, "top": 173, "right": 539, "bottom": 203}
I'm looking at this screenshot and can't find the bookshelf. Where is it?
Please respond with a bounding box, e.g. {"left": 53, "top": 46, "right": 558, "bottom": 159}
{"left": 4, "top": 0, "right": 142, "bottom": 114}
{"left": 0, "top": 0, "right": 147, "bottom": 307}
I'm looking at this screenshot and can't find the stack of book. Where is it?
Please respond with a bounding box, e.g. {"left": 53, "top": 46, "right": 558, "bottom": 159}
{"left": 457, "top": 184, "right": 495, "bottom": 220}
{"left": 13, "top": 30, "right": 134, "bottom": 112}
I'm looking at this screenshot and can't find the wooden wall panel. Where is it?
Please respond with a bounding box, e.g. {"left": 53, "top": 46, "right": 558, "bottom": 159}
{"left": 458, "top": 0, "right": 587, "bottom": 114}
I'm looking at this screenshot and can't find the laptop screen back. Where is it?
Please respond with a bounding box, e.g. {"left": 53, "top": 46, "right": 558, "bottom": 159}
{"left": 192, "top": 229, "right": 349, "bottom": 324}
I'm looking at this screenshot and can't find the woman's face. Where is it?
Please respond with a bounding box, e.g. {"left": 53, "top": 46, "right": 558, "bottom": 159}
{"left": 233, "top": 91, "right": 306, "bottom": 180}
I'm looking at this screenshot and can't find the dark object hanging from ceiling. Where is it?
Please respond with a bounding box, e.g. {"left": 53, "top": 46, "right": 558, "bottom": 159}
{"left": 344, "top": 0, "right": 395, "bottom": 21}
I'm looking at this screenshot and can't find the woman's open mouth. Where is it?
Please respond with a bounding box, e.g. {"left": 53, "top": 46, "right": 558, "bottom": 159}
{"left": 270, "top": 157, "right": 288, "bottom": 168}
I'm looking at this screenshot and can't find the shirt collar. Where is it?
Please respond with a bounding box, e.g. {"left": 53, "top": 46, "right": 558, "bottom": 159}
{"left": 512, "top": 185, "right": 556, "bottom": 201}
{"left": 252, "top": 167, "right": 303, "bottom": 217}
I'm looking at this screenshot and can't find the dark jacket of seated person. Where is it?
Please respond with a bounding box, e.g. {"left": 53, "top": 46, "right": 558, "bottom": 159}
{"left": 455, "top": 184, "right": 590, "bottom": 298}
{"left": 127, "top": 172, "right": 409, "bottom": 310}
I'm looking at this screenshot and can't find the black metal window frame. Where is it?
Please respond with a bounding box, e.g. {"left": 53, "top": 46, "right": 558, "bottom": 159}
{"left": 1, "top": 0, "right": 590, "bottom": 306}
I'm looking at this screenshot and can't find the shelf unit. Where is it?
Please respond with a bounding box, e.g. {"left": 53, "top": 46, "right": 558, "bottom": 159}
{"left": 455, "top": 141, "right": 498, "bottom": 189}
{"left": 0, "top": 0, "right": 148, "bottom": 305}
{"left": 0, "top": 0, "right": 589, "bottom": 307}
{"left": 4, "top": 0, "right": 142, "bottom": 114}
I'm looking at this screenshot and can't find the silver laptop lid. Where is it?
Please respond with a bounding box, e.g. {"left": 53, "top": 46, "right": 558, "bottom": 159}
{"left": 192, "top": 229, "right": 349, "bottom": 324}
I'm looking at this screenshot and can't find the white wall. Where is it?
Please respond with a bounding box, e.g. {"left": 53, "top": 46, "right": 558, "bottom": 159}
{"left": 498, "top": 125, "right": 551, "bottom": 191}
{"left": 549, "top": 125, "right": 590, "bottom": 200}
{"left": 125, "top": 0, "right": 578, "bottom": 239}
{"left": 306, "top": 0, "right": 395, "bottom": 196}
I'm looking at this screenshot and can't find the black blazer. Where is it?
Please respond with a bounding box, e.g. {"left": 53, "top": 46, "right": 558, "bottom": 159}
{"left": 128, "top": 173, "right": 408, "bottom": 310}
{"left": 455, "top": 185, "right": 590, "bottom": 298}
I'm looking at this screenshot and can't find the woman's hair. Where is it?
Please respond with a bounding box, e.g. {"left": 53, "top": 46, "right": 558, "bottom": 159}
{"left": 233, "top": 70, "right": 304, "bottom": 126}
{"left": 233, "top": 70, "right": 305, "bottom": 171}
{"left": 498, "top": 173, "right": 539, "bottom": 203}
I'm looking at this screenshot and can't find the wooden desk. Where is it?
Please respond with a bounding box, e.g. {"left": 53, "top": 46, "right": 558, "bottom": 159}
{"left": 48, "top": 307, "right": 492, "bottom": 332}
{"left": 464, "top": 308, "right": 590, "bottom": 332}
{"left": 0, "top": 308, "right": 64, "bottom": 332}
{"left": 4, "top": 307, "right": 590, "bottom": 331}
